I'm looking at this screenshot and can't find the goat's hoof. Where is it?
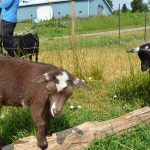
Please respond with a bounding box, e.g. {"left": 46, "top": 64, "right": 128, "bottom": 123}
{"left": 37, "top": 140, "right": 48, "bottom": 150}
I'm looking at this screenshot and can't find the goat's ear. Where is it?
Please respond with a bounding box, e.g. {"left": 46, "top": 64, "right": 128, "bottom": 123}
{"left": 144, "top": 45, "right": 150, "bottom": 50}
{"left": 32, "top": 72, "right": 51, "bottom": 83}
{"left": 73, "top": 78, "right": 92, "bottom": 91}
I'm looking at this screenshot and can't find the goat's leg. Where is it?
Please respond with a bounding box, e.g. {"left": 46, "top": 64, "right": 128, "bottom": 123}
{"left": 30, "top": 101, "right": 48, "bottom": 150}
{"left": 6, "top": 48, "right": 14, "bottom": 57}
{"left": 29, "top": 54, "right": 32, "bottom": 61}
{"left": 43, "top": 101, "right": 51, "bottom": 135}
{"left": 35, "top": 53, "right": 38, "bottom": 62}
{"left": 37, "top": 126, "right": 47, "bottom": 150}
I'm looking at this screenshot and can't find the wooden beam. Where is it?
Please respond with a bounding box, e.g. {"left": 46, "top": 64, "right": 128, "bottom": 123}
{"left": 2, "top": 107, "right": 150, "bottom": 150}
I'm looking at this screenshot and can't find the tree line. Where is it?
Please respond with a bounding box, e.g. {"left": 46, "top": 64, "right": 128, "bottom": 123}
{"left": 107, "top": 0, "right": 150, "bottom": 13}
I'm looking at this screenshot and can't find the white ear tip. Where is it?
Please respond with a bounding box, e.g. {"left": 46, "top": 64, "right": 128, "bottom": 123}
{"left": 43, "top": 73, "right": 50, "bottom": 81}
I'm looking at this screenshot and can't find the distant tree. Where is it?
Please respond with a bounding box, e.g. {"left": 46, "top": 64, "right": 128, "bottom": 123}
{"left": 106, "top": 0, "right": 113, "bottom": 9}
{"left": 131, "top": 0, "right": 147, "bottom": 12}
{"left": 148, "top": 0, "right": 150, "bottom": 7}
{"left": 121, "top": 4, "right": 128, "bottom": 13}
{"left": 143, "top": 3, "right": 149, "bottom": 11}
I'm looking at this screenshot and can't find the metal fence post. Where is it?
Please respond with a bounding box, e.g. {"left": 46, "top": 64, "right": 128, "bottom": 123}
{"left": 144, "top": 10, "right": 147, "bottom": 41}
{"left": 118, "top": 4, "right": 121, "bottom": 42}
{"left": 71, "top": 0, "right": 75, "bottom": 50}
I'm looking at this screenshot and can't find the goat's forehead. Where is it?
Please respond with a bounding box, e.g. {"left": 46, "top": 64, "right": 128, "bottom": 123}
{"left": 55, "top": 71, "right": 70, "bottom": 92}
{"left": 56, "top": 71, "right": 69, "bottom": 81}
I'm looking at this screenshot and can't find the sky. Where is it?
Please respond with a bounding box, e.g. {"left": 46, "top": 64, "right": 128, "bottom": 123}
{"left": 112, "top": 0, "right": 148, "bottom": 10}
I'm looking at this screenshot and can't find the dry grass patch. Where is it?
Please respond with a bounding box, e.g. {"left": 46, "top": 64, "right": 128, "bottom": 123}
{"left": 38, "top": 46, "right": 140, "bottom": 82}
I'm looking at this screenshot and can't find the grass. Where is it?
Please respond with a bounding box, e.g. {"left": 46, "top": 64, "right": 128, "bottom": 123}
{"left": 87, "top": 124, "right": 150, "bottom": 150}
{"left": 15, "top": 12, "right": 150, "bottom": 38}
{"left": 1, "top": 14, "right": 150, "bottom": 148}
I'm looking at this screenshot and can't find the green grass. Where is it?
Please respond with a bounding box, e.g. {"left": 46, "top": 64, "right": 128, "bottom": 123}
{"left": 31, "top": 31, "right": 150, "bottom": 52}
{"left": 0, "top": 108, "right": 35, "bottom": 143}
{"left": 15, "top": 12, "right": 150, "bottom": 38}
{"left": 87, "top": 124, "right": 150, "bottom": 150}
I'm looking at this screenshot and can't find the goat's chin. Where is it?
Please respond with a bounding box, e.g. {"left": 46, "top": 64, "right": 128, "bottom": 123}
{"left": 52, "top": 114, "right": 61, "bottom": 118}
{"left": 54, "top": 114, "right": 61, "bottom": 118}
{"left": 51, "top": 112, "right": 61, "bottom": 118}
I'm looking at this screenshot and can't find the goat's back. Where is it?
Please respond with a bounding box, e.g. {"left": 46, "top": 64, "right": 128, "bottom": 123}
{"left": 0, "top": 56, "right": 58, "bottom": 105}
{"left": 18, "top": 33, "right": 39, "bottom": 52}
{"left": 0, "top": 56, "right": 56, "bottom": 77}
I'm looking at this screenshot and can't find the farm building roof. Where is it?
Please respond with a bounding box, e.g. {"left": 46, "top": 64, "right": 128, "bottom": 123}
{"left": 20, "top": 0, "right": 70, "bottom": 6}
{"left": 19, "top": 0, "right": 68, "bottom": 6}
{"left": 19, "top": 0, "right": 112, "bottom": 12}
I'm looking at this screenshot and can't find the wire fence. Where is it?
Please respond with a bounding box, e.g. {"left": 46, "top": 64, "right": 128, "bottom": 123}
{"left": 1, "top": 5, "right": 150, "bottom": 54}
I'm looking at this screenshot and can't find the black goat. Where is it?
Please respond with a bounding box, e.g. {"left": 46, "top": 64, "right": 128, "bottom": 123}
{"left": 0, "top": 33, "right": 39, "bottom": 62}
{"left": 128, "top": 43, "right": 150, "bottom": 71}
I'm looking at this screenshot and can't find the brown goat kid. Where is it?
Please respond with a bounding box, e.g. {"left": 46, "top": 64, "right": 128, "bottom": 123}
{"left": 0, "top": 56, "right": 91, "bottom": 150}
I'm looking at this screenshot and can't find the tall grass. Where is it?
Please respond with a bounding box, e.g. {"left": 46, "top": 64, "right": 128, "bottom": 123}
{"left": 0, "top": 107, "right": 35, "bottom": 143}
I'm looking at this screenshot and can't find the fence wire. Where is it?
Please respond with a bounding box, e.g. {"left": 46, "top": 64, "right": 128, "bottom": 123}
{"left": 2, "top": 6, "right": 150, "bottom": 53}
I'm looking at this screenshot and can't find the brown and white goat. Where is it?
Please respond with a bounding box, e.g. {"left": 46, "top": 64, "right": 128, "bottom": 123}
{"left": 0, "top": 56, "right": 91, "bottom": 150}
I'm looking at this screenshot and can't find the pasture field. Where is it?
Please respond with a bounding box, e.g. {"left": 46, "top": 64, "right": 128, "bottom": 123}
{"left": 1, "top": 16, "right": 150, "bottom": 149}
{"left": 15, "top": 12, "right": 150, "bottom": 38}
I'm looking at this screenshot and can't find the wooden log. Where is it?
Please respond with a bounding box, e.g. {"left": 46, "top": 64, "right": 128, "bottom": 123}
{"left": 2, "top": 106, "right": 150, "bottom": 150}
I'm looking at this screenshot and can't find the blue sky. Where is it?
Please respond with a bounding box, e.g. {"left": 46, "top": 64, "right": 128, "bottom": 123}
{"left": 112, "top": 0, "right": 148, "bottom": 10}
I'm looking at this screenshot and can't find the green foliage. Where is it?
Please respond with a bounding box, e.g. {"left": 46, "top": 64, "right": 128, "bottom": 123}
{"left": 121, "top": 4, "right": 130, "bottom": 13}
{"left": 131, "top": 0, "right": 147, "bottom": 12}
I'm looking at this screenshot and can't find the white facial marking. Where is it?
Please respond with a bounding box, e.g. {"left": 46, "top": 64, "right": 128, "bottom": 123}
{"left": 51, "top": 102, "right": 56, "bottom": 117}
{"left": 43, "top": 73, "right": 50, "bottom": 81}
{"left": 73, "top": 78, "right": 80, "bottom": 86}
{"left": 145, "top": 46, "right": 149, "bottom": 49}
{"left": 134, "top": 47, "right": 140, "bottom": 52}
{"left": 56, "top": 71, "right": 69, "bottom": 92}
